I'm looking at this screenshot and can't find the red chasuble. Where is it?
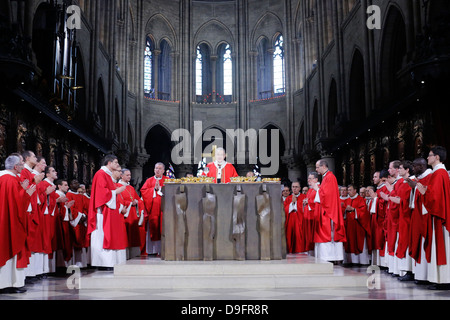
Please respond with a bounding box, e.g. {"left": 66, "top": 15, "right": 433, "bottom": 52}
{"left": 423, "top": 166, "right": 450, "bottom": 265}
{"left": 55, "top": 192, "right": 73, "bottom": 263}
{"left": 372, "top": 184, "right": 387, "bottom": 256}
{"left": 141, "top": 176, "right": 168, "bottom": 242}
{"left": 344, "top": 195, "right": 371, "bottom": 255}
{"left": 206, "top": 162, "right": 238, "bottom": 184}
{"left": 395, "top": 180, "right": 413, "bottom": 259}
{"left": 283, "top": 193, "right": 306, "bottom": 253}
{"left": 116, "top": 182, "right": 145, "bottom": 248}
{"left": 409, "top": 171, "right": 432, "bottom": 263}
{"left": 305, "top": 188, "right": 317, "bottom": 251}
{"left": 87, "top": 168, "right": 128, "bottom": 250}
{"left": 0, "top": 172, "right": 29, "bottom": 268}
{"left": 19, "top": 166, "right": 41, "bottom": 255}
{"left": 66, "top": 191, "right": 88, "bottom": 249}
{"left": 385, "top": 178, "right": 404, "bottom": 256}
{"left": 37, "top": 179, "right": 59, "bottom": 255}
{"left": 314, "top": 171, "right": 346, "bottom": 244}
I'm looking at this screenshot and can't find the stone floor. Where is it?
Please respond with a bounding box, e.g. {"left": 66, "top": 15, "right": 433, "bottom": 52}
{"left": 2, "top": 256, "right": 450, "bottom": 301}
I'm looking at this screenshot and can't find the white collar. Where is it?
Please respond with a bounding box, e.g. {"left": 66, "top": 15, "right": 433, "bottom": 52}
{"left": 56, "top": 190, "right": 65, "bottom": 197}
{"left": 433, "top": 163, "right": 447, "bottom": 173}
{"left": 350, "top": 193, "right": 359, "bottom": 200}
{"left": 340, "top": 195, "right": 349, "bottom": 200}
{"left": 214, "top": 161, "right": 227, "bottom": 169}
{"left": 68, "top": 190, "right": 79, "bottom": 194}
{"left": 119, "top": 180, "right": 129, "bottom": 186}
{"left": 44, "top": 178, "right": 55, "bottom": 186}
{"left": 0, "top": 170, "right": 17, "bottom": 178}
{"left": 154, "top": 176, "right": 163, "bottom": 180}
{"left": 24, "top": 163, "right": 34, "bottom": 173}
{"left": 417, "top": 169, "right": 432, "bottom": 180}
{"left": 377, "top": 183, "right": 385, "bottom": 190}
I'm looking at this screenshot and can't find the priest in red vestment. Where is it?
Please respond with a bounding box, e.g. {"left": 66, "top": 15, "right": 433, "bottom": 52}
{"left": 117, "top": 169, "right": 145, "bottom": 259}
{"left": 406, "top": 158, "right": 432, "bottom": 283}
{"left": 67, "top": 180, "right": 89, "bottom": 267}
{"left": 206, "top": 147, "right": 238, "bottom": 184}
{"left": 304, "top": 172, "right": 319, "bottom": 253}
{"left": 343, "top": 184, "right": 371, "bottom": 265}
{"left": 0, "top": 155, "right": 34, "bottom": 294}
{"left": 141, "top": 162, "right": 168, "bottom": 255}
{"left": 283, "top": 182, "right": 306, "bottom": 253}
{"left": 87, "top": 155, "right": 127, "bottom": 269}
{"left": 312, "top": 160, "right": 346, "bottom": 263}
{"left": 418, "top": 146, "right": 450, "bottom": 289}
{"left": 54, "top": 180, "right": 75, "bottom": 267}
{"left": 370, "top": 170, "right": 388, "bottom": 267}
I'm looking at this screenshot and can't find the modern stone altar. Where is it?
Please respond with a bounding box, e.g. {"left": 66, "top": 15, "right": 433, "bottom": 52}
{"left": 161, "top": 183, "right": 286, "bottom": 261}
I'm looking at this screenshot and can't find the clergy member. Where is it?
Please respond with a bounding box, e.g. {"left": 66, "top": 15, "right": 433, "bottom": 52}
{"left": 343, "top": 184, "right": 371, "bottom": 265}
{"left": 283, "top": 181, "right": 306, "bottom": 253}
{"left": 304, "top": 172, "right": 319, "bottom": 254}
{"left": 117, "top": 168, "right": 145, "bottom": 259}
{"left": 418, "top": 146, "right": 450, "bottom": 290}
{"left": 406, "top": 158, "right": 432, "bottom": 284}
{"left": 371, "top": 170, "right": 388, "bottom": 267}
{"left": 0, "top": 155, "right": 35, "bottom": 294}
{"left": 87, "top": 155, "right": 127, "bottom": 270}
{"left": 141, "top": 162, "right": 168, "bottom": 256}
{"left": 206, "top": 147, "right": 238, "bottom": 184}
{"left": 312, "top": 159, "right": 346, "bottom": 263}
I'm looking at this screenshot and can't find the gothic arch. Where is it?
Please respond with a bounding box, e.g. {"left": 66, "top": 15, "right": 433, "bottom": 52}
{"left": 251, "top": 11, "right": 284, "bottom": 47}
{"left": 194, "top": 19, "right": 235, "bottom": 51}
{"left": 145, "top": 13, "right": 177, "bottom": 51}
{"left": 348, "top": 48, "right": 366, "bottom": 122}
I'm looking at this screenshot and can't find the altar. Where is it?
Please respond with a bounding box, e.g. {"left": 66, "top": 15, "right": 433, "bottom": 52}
{"left": 161, "top": 182, "right": 287, "bottom": 261}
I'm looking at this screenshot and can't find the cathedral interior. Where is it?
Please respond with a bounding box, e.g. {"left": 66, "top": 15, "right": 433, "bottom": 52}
{"left": 1, "top": 0, "right": 449, "bottom": 190}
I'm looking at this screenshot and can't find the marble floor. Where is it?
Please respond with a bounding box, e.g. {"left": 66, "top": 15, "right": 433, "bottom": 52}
{"left": 2, "top": 259, "right": 450, "bottom": 302}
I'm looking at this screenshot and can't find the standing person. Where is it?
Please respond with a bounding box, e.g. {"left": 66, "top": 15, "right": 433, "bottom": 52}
{"left": 0, "top": 155, "right": 35, "bottom": 294}
{"left": 117, "top": 168, "right": 145, "bottom": 259}
{"left": 66, "top": 180, "right": 89, "bottom": 268}
{"left": 395, "top": 161, "right": 414, "bottom": 281}
{"left": 141, "top": 163, "right": 168, "bottom": 256}
{"left": 281, "top": 185, "right": 291, "bottom": 202}
{"left": 340, "top": 186, "right": 351, "bottom": 223}
{"left": 54, "top": 179, "right": 75, "bottom": 270}
{"left": 371, "top": 170, "right": 388, "bottom": 267}
{"left": 283, "top": 181, "right": 306, "bottom": 253}
{"left": 304, "top": 172, "right": 319, "bottom": 255}
{"left": 20, "top": 151, "right": 44, "bottom": 280}
{"left": 343, "top": 184, "right": 371, "bottom": 266}
{"left": 312, "top": 160, "right": 346, "bottom": 264}
{"left": 406, "top": 158, "right": 432, "bottom": 284}
{"left": 205, "top": 147, "right": 238, "bottom": 184}
{"left": 417, "top": 146, "right": 450, "bottom": 290}
{"left": 37, "top": 166, "right": 62, "bottom": 274}
{"left": 87, "top": 155, "right": 127, "bottom": 270}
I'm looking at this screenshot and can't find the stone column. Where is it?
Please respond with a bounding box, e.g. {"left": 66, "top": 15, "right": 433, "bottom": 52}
{"left": 210, "top": 55, "right": 218, "bottom": 103}
{"left": 129, "top": 153, "right": 150, "bottom": 189}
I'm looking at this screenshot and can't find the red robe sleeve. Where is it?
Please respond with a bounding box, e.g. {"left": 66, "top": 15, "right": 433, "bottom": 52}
{"left": 87, "top": 170, "right": 115, "bottom": 235}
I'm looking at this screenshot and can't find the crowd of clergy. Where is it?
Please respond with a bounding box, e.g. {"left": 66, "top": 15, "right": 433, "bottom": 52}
{"left": 1, "top": 145, "right": 449, "bottom": 294}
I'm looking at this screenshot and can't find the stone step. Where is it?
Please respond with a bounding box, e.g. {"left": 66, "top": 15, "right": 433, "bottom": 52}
{"left": 78, "top": 255, "right": 369, "bottom": 290}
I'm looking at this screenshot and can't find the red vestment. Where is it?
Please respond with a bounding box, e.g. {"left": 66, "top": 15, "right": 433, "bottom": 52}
{"left": 206, "top": 162, "right": 238, "bottom": 184}
{"left": 37, "top": 179, "right": 59, "bottom": 256}
{"left": 87, "top": 169, "right": 128, "bottom": 250}
{"left": 423, "top": 167, "right": 450, "bottom": 265}
{"left": 304, "top": 188, "right": 317, "bottom": 251}
{"left": 314, "top": 171, "right": 346, "bottom": 243}
{"left": 409, "top": 171, "right": 432, "bottom": 263}
{"left": 372, "top": 184, "right": 387, "bottom": 256}
{"left": 116, "top": 182, "right": 145, "bottom": 248}
{"left": 344, "top": 195, "right": 371, "bottom": 255}
{"left": 54, "top": 191, "right": 73, "bottom": 262}
{"left": 141, "top": 176, "right": 168, "bottom": 242}
{"left": 284, "top": 194, "right": 306, "bottom": 253}
{"left": 66, "top": 191, "right": 88, "bottom": 249}
{"left": 395, "top": 180, "right": 413, "bottom": 259}
{"left": 385, "top": 178, "right": 404, "bottom": 256}
{"left": 0, "top": 172, "right": 30, "bottom": 268}
{"left": 19, "top": 166, "right": 41, "bottom": 256}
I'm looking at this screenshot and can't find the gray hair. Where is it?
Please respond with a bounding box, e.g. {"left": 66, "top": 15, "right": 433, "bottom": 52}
{"left": 121, "top": 168, "right": 131, "bottom": 175}
{"left": 155, "top": 162, "right": 165, "bottom": 170}
{"left": 5, "top": 155, "right": 21, "bottom": 170}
